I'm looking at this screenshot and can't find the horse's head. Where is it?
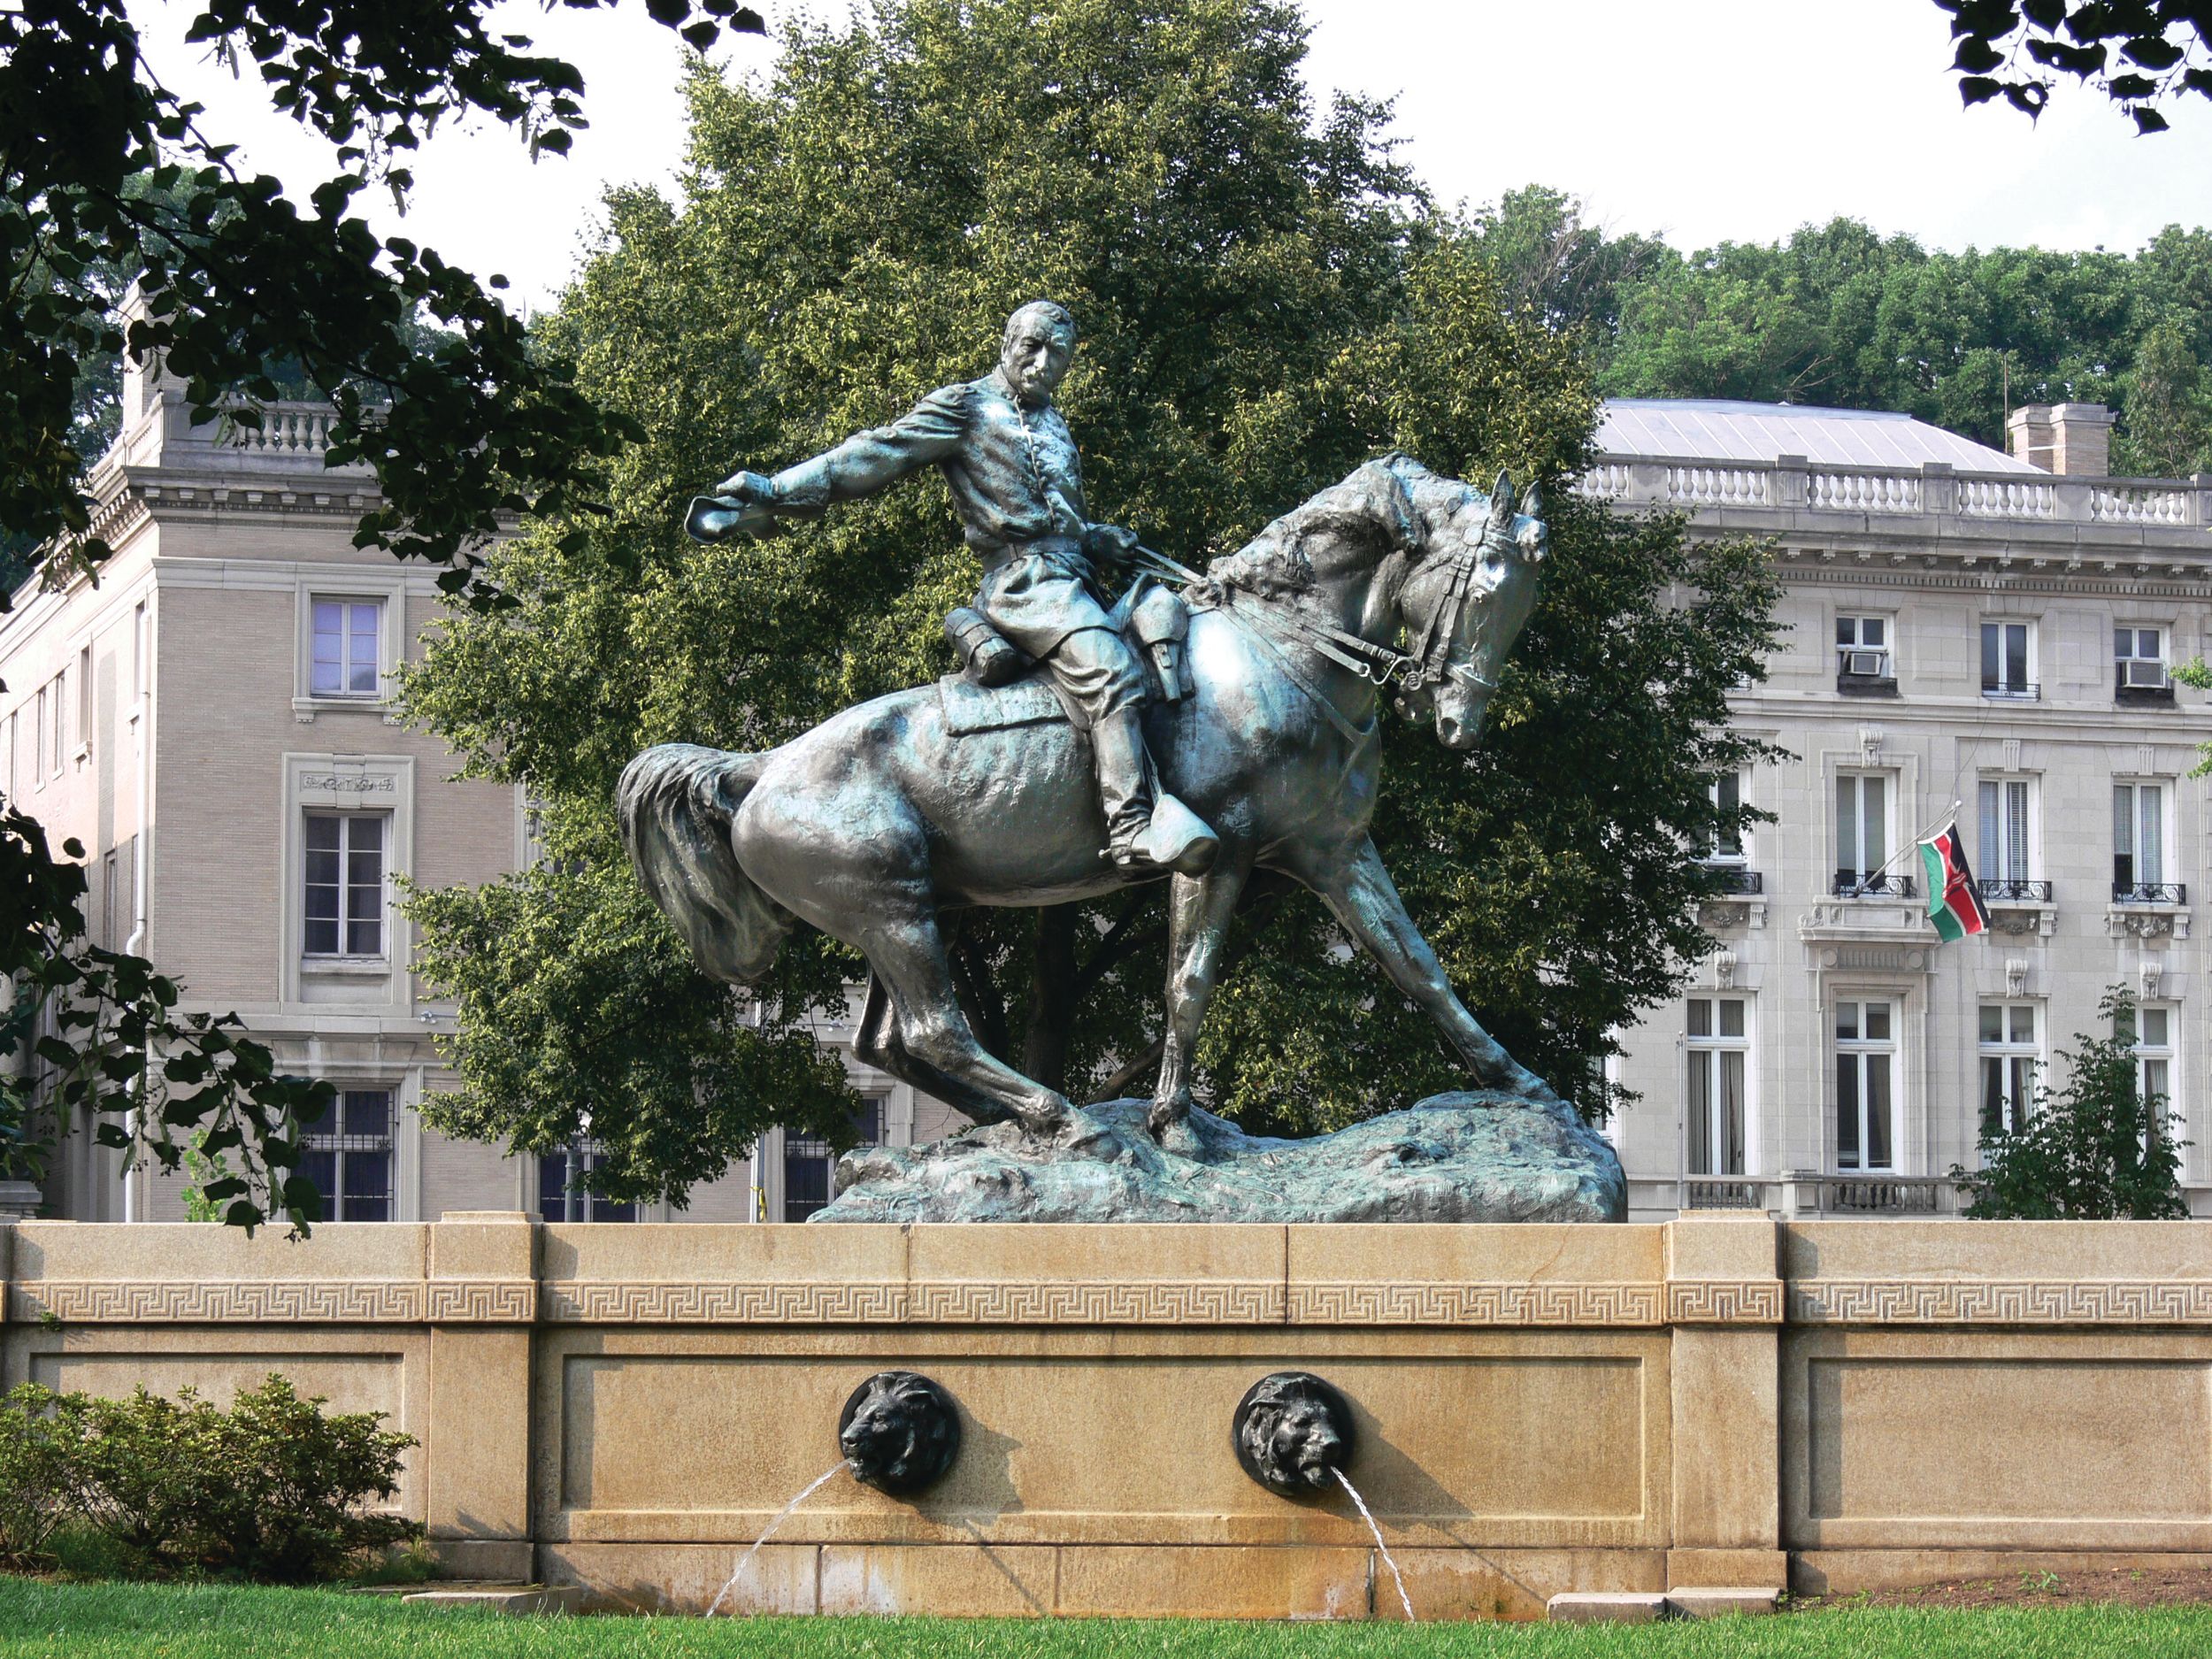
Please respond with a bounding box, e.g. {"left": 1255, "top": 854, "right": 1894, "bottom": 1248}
{"left": 1392, "top": 468, "right": 1548, "bottom": 750}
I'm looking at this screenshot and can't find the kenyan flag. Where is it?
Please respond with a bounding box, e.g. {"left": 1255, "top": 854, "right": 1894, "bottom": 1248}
{"left": 1919, "top": 823, "right": 1988, "bottom": 943}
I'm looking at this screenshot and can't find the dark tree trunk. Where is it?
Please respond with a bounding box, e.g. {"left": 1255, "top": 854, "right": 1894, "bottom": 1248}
{"left": 949, "top": 923, "right": 1010, "bottom": 1062}
{"left": 1022, "top": 903, "right": 1079, "bottom": 1091}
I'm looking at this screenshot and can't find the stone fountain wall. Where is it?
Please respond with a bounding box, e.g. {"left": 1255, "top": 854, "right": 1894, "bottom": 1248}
{"left": 6, "top": 1212, "right": 2212, "bottom": 1617}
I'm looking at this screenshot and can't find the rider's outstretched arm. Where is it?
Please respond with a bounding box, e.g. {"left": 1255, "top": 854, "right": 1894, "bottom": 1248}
{"left": 721, "top": 384, "right": 969, "bottom": 515}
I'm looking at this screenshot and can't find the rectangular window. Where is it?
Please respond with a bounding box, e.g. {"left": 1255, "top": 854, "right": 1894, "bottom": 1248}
{"left": 1835, "top": 999, "right": 1895, "bottom": 1171}
{"left": 1834, "top": 773, "right": 1888, "bottom": 891}
{"left": 132, "top": 602, "right": 148, "bottom": 703}
{"left": 2116, "top": 627, "right": 2169, "bottom": 691}
{"left": 1835, "top": 615, "right": 1893, "bottom": 680}
{"left": 303, "top": 812, "right": 386, "bottom": 956}
{"left": 1978, "top": 778, "right": 2033, "bottom": 887}
{"left": 1981, "top": 620, "right": 2034, "bottom": 697}
{"left": 1686, "top": 997, "right": 1748, "bottom": 1176}
{"left": 298, "top": 1087, "right": 395, "bottom": 1222}
{"left": 1978, "top": 1003, "right": 2039, "bottom": 1134}
{"left": 49, "top": 676, "right": 64, "bottom": 775}
{"left": 3, "top": 710, "right": 13, "bottom": 799}
{"left": 309, "top": 598, "right": 384, "bottom": 698}
{"left": 2114, "top": 782, "right": 2169, "bottom": 900}
{"left": 75, "top": 647, "right": 90, "bottom": 757}
{"left": 1708, "top": 772, "right": 1745, "bottom": 862}
{"left": 32, "top": 687, "right": 47, "bottom": 787}
{"left": 538, "top": 1144, "right": 637, "bottom": 1223}
{"left": 780, "top": 1100, "right": 884, "bottom": 1222}
{"left": 2136, "top": 1005, "right": 2175, "bottom": 1141}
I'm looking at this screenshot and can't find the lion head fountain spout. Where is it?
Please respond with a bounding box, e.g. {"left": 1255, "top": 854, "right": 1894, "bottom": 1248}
{"left": 1232, "top": 1371, "right": 1355, "bottom": 1497}
{"left": 839, "top": 1371, "right": 962, "bottom": 1495}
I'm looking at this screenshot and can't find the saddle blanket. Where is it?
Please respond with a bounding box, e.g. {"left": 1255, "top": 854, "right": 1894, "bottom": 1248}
{"left": 937, "top": 672, "right": 1074, "bottom": 736}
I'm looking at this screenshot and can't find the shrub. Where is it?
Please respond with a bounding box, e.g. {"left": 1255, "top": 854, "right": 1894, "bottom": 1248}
{"left": 60, "top": 1387, "right": 229, "bottom": 1573}
{"left": 0, "top": 1374, "right": 420, "bottom": 1581}
{"left": 192, "top": 1376, "right": 418, "bottom": 1581}
{"left": 1952, "top": 987, "right": 2190, "bottom": 1219}
{"left": 0, "top": 1385, "right": 81, "bottom": 1566}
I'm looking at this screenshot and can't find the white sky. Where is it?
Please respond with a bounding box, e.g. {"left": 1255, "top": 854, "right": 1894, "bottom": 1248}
{"left": 128, "top": 0, "right": 2212, "bottom": 313}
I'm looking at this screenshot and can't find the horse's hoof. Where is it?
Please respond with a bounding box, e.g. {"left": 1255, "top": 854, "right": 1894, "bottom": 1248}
{"left": 1147, "top": 1095, "right": 1202, "bottom": 1156}
{"left": 1155, "top": 1118, "right": 1202, "bottom": 1157}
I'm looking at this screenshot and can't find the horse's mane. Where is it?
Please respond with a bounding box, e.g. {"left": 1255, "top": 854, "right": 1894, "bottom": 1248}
{"left": 1205, "top": 454, "right": 1474, "bottom": 595}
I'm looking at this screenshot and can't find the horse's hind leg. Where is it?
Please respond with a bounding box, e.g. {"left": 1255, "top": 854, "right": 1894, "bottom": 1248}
{"left": 863, "top": 919, "right": 1073, "bottom": 1136}
{"left": 853, "top": 973, "right": 1018, "bottom": 1127}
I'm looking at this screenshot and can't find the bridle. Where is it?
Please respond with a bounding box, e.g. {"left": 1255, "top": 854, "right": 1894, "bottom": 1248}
{"left": 1133, "top": 511, "right": 1510, "bottom": 699}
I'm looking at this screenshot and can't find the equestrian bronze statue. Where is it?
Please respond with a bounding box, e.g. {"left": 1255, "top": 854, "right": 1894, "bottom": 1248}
{"left": 621, "top": 303, "right": 1555, "bottom": 1147}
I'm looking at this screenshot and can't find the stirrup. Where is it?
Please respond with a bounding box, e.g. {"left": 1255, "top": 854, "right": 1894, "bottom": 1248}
{"left": 1105, "top": 793, "right": 1219, "bottom": 878}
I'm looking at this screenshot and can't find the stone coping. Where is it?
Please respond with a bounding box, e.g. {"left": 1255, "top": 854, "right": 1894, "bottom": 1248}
{"left": 12, "top": 1215, "right": 2212, "bottom": 1329}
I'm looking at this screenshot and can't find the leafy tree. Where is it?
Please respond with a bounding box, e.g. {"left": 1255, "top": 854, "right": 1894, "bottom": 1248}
{"left": 401, "top": 0, "right": 1781, "bottom": 1205}
{"left": 1460, "top": 186, "right": 1671, "bottom": 342}
{"left": 1591, "top": 216, "right": 2211, "bottom": 463}
{"left": 2122, "top": 313, "right": 2212, "bottom": 474}
{"left": 1938, "top": 0, "right": 2212, "bottom": 130}
{"left": 1952, "top": 987, "right": 2188, "bottom": 1218}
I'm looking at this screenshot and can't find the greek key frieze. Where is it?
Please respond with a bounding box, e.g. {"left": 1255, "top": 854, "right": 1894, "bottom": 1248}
{"left": 1287, "top": 1281, "right": 1667, "bottom": 1326}
{"left": 11, "top": 1279, "right": 425, "bottom": 1324}
{"left": 1788, "top": 1279, "right": 2212, "bottom": 1325}
{"left": 910, "top": 1279, "right": 1285, "bottom": 1325}
{"left": 426, "top": 1280, "right": 536, "bottom": 1323}
{"left": 1666, "top": 1279, "right": 1785, "bottom": 1325}
{"left": 537, "top": 1280, "right": 909, "bottom": 1324}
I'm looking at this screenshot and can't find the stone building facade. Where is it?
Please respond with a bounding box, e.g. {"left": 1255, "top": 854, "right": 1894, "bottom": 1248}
{"left": 1, "top": 349, "right": 956, "bottom": 1225}
{"left": 1594, "top": 399, "right": 2212, "bottom": 1219}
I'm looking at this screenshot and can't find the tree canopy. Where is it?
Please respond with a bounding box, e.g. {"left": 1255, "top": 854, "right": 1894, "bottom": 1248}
{"left": 400, "top": 0, "right": 1780, "bottom": 1207}
{"left": 2, "top": 0, "right": 762, "bottom": 604}
{"left": 1938, "top": 0, "right": 2212, "bottom": 130}
{"left": 1470, "top": 189, "right": 2212, "bottom": 478}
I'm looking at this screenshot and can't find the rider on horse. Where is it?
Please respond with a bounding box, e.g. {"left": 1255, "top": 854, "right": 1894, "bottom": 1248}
{"left": 690, "top": 301, "right": 1217, "bottom": 878}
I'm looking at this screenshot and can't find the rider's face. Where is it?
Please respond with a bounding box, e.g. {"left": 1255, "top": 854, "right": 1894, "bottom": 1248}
{"left": 1001, "top": 324, "right": 1073, "bottom": 409}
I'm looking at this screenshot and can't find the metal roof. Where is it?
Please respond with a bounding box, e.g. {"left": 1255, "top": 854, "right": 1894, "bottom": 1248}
{"left": 1596, "top": 398, "right": 2040, "bottom": 474}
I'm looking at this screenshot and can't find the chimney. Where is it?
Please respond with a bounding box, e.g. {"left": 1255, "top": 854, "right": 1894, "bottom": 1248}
{"left": 2007, "top": 402, "right": 2112, "bottom": 478}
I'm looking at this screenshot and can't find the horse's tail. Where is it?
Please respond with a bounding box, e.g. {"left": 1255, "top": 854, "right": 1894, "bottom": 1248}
{"left": 617, "top": 743, "right": 794, "bottom": 984}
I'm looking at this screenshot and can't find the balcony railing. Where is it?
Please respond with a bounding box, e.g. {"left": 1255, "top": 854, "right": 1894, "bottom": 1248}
{"left": 2114, "top": 881, "right": 2188, "bottom": 905}
{"left": 1979, "top": 680, "right": 2041, "bottom": 701}
{"left": 1686, "top": 1179, "right": 1767, "bottom": 1210}
{"left": 1816, "top": 1175, "right": 1951, "bottom": 1216}
{"left": 1832, "top": 872, "right": 1915, "bottom": 899}
{"left": 1701, "top": 864, "right": 1763, "bottom": 895}
{"left": 1978, "top": 878, "right": 2053, "bottom": 902}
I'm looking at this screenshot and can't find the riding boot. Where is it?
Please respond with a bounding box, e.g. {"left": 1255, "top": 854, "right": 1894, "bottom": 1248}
{"left": 1092, "top": 708, "right": 1218, "bottom": 878}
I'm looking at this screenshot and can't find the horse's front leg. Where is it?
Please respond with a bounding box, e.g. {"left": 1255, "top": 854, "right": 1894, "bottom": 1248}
{"left": 1307, "top": 837, "right": 1558, "bottom": 1108}
{"left": 1149, "top": 849, "right": 1254, "bottom": 1147}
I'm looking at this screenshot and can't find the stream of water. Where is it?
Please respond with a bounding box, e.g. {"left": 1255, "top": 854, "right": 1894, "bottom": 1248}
{"left": 1333, "top": 1466, "right": 1416, "bottom": 1623}
{"left": 705, "top": 1461, "right": 849, "bottom": 1617}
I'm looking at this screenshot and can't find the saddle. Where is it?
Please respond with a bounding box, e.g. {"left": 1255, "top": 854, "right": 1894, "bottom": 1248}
{"left": 936, "top": 581, "right": 1190, "bottom": 737}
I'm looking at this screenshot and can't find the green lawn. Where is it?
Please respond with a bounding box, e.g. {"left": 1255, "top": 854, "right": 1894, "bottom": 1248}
{"left": 4, "top": 1580, "right": 2212, "bottom": 1658}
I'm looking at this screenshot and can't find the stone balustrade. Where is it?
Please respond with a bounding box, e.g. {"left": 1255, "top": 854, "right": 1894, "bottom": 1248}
{"left": 223, "top": 400, "right": 340, "bottom": 459}
{"left": 1583, "top": 452, "right": 2212, "bottom": 541}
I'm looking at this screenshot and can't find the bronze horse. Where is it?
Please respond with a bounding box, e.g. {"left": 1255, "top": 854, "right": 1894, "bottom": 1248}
{"left": 619, "top": 454, "right": 1555, "bottom": 1145}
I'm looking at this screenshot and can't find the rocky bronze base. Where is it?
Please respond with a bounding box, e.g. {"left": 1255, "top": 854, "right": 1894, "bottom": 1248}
{"left": 817, "top": 1091, "right": 1625, "bottom": 1224}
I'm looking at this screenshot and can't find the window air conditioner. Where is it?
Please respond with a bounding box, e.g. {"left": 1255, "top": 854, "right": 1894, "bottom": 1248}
{"left": 2124, "top": 658, "right": 2168, "bottom": 688}
{"left": 1844, "top": 649, "right": 1889, "bottom": 678}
